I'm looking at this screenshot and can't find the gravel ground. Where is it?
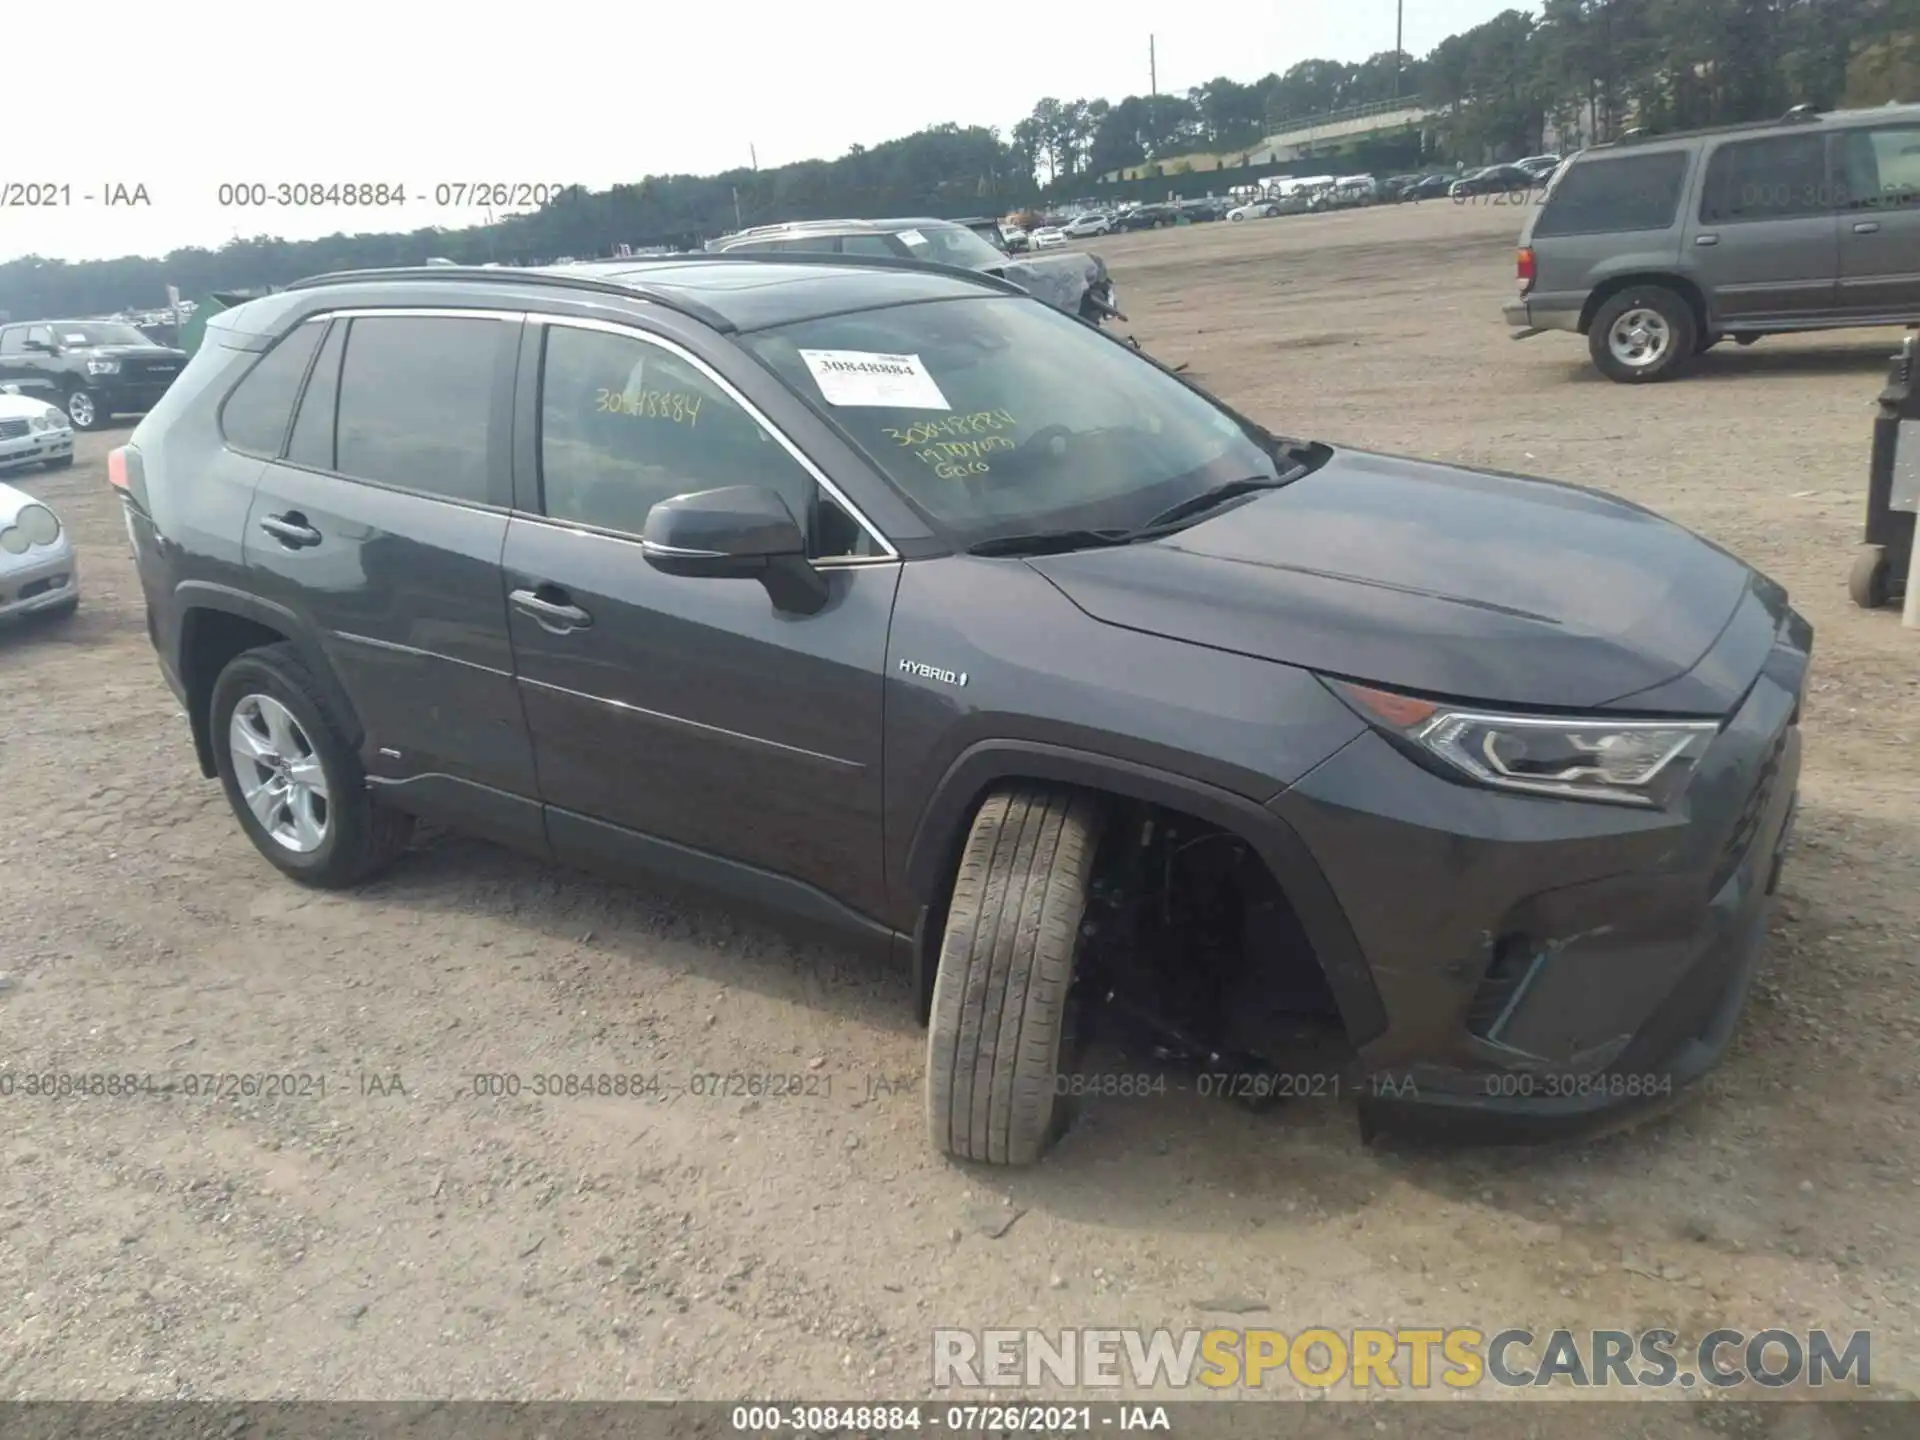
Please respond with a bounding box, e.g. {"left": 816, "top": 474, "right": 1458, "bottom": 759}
{"left": 2, "top": 200, "right": 1917, "bottom": 1422}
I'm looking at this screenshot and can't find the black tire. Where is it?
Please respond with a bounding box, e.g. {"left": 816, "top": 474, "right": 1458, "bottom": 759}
{"left": 210, "top": 642, "right": 412, "bottom": 888}
{"left": 1587, "top": 286, "right": 1696, "bottom": 383}
{"left": 1849, "top": 544, "right": 1893, "bottom": 610}
{"left": 926, "top": 786, "right": 1104, "bottom": 1166}
{"left": 42, "top": 455, "right": 74, "bottom": 470}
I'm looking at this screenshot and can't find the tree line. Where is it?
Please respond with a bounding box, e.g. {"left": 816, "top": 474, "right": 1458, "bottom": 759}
{"left": 2, "top": 0, "right": 1914, "bottom": 321}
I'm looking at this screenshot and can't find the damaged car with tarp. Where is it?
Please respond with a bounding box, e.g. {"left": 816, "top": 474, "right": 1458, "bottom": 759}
{"left": 706, "top": 217, "right": 1124, "bottom": 329}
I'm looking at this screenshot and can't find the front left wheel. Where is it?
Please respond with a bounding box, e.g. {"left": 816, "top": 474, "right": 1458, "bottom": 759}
{"left": 210, "top": 642, "right": 413, "bottom": 888}
{"left": 65, "top": 387, "right": 106, "bottom": 431}
{"left": 926, "top": 786, "right": 1104, "bottom": 1166}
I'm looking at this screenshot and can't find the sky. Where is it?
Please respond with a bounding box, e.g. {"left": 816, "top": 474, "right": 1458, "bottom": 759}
{"left": 2, "top": 0, "right": 1526, "bottom": 264}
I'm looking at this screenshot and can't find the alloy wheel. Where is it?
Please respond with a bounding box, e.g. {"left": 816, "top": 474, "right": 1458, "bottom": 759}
{"left": 1606, "top": 308, "right": 1671, "bottom": 370}
{"left": 228, "top": 693, "right": 331, "bottom": 852}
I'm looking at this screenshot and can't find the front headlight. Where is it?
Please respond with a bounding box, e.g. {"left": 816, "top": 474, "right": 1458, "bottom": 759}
{"left": 1330, "top": 680, "right": 1720, "bottom": 808}
{"left": 86, "top": 358, "right": 121, "bottom": 375}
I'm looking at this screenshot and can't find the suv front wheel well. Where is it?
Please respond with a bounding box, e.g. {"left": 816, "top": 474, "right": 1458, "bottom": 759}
{"left": 918, "top": 781, "right": 1351, "bottom": 1062}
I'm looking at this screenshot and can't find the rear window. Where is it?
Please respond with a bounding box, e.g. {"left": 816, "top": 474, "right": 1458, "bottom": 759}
{"left": 1533, "top": 151, "right": 1690, "bottom": 236}
{"left": 219, "top": 320, "right": 325, "bottom": 457}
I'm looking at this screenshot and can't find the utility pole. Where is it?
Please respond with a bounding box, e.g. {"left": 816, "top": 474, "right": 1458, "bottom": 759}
{"left": 1149, "top": 34, "right": 1157, "bottom": 97}
{"left": 732, "top": 186, "right": 742, "bottom": 231}
{"left": 750, "top": 144, "right": 758, "bottom": 170}
{"left": 1393, "top": 0, "right": 1404, "bottom": 97}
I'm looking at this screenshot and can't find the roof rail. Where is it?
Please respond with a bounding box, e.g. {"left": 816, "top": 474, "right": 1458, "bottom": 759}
{"left": 280, "top": 250, "right": 1027, "bottom": 326}
{"left": 1600, "top": 104, "right": 1829, "bottom": 149}
{"left": 278, "top": 265, "right": 739, "bottom": 332}
{"left": 572, "top": 247, "right": 1031, "bottom": 299}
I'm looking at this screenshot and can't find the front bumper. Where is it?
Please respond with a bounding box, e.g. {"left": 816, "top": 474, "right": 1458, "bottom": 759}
{"left": 0, "top": 428, "right": 73, "bottom": 471}
{"left": 0, "top": 542, "right": 79, "bottom": 619}
{"left": 87, "top": 380, "right": 174, "bottom": 417}
{"left": 1270, "top": 609, "right": 1809, "bottom": 1144}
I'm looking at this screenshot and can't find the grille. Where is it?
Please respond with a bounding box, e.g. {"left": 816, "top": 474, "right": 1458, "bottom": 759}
{"left": 1711, "top": 724, "right": 1788, "bottom": 893}
{"left": 0, "top": 419, "right": 29, "bottom": 440}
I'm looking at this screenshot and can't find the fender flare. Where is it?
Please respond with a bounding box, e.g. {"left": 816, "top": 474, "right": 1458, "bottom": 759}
{"left": 901, "top": 740, "right": 1389, "bottom": 1046}
{"left": 174, "top": 582, "right": 365, "bottom": 776}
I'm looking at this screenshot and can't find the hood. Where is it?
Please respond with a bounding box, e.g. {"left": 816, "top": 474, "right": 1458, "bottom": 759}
{"left": 0, "top": 480, "right": 54, "bottom": 525}
{"left": 985, "top": 250, "right": 1106, "bottom": 312}
{"left": 0, "top": 392, "right": 62, "bottom": 422}
{"left": 70, "top": 343, "right": 188, "bottom": 362}
{"left": 1027, "top": 449, "right": 1761, "bottom": 712}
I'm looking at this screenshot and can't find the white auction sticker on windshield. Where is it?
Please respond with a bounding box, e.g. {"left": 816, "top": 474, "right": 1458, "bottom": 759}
{"left": 895, "top": 228, "right": 926, "bottom": 247}
{"left": 799, "top": 349, "right": 950, "bottom": 410}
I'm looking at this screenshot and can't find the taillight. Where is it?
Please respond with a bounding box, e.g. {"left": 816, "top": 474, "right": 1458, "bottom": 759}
{"left": 107, "top": 446, "right": 131, "bottom": 492}
{"left": 1516, "top": 247, "right": 1537, "bottom": 293}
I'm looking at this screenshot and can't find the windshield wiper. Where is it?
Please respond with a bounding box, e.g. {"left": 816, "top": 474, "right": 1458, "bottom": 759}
{"left": 1136, "top": 475, "right": 1294, "bottom": 532}
{"left": 967, "top": 527, "right": 1139, "bottom": 557}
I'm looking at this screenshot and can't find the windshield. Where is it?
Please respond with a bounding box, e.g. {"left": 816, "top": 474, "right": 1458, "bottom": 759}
{"left": 746, "top": 296, "right": 1285, "bottom": 545}
{"left": 54, "top": 322, "right": 155, "bottom": 348}
{"left": 894, "top": 224, "right": 1008, "bottom": 269}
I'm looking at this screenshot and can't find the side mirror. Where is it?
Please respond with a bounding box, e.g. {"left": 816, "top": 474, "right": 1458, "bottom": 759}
{"left": 642, "top": 484, "right": 828, "bottom": 614}
{"left": 22, "top": 339, "right": 52, "bottom": 353}
{"left": 0, "top": 383, "right": 18, "bottom": 395}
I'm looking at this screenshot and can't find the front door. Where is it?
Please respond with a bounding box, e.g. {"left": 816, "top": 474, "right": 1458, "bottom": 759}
{"left": 1835, "top": 121, "right": 1920, "bottom": 319}
{"left": 1689, "top": 130, "right": 1840, "bottom": 325}
{"left": 501, "top": 316, "right": 898, "bottom": 923}
{"left": 240, "top": 308, "right": 544, "bottom": 848}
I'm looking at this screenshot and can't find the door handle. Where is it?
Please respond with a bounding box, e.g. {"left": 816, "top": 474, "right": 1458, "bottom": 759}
{"left": 1694, "top": 233, "right": 1719, "bottom": 246}
{"left": 510, "top": 587, "right": 593, "bottom": 633}
{"left": 1853, "top": 220, "right": 1881, "bottom": 234}
{"left": 259, "top": 512, "right": 322, "bottom": 548}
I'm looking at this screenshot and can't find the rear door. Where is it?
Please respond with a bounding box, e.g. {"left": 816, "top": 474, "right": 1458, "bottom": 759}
{"left": 1834, "top": 120, "right": 1920, "bottom": 318}
{"left": 500, "top": 314, "right": 899, "bottom": 922}
{"left": 240, "top": 307, "right": 544, "bottom": 849}
{"left": 1688, "top": 130, "right": 1840, "bottom": 324}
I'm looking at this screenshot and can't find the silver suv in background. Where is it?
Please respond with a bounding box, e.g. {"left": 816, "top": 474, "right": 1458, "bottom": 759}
{"left": 1505, "top": 103, "right": 1920, "bottom": 382}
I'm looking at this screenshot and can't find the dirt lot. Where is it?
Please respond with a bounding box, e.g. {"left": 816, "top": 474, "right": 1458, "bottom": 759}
{"left": 3, "top": 199, "right": 1918, "bottom": 1421}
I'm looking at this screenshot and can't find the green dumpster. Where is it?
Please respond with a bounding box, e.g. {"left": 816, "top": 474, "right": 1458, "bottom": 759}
{"left": 180, "top": 289, "right": 272, "bottom": 356}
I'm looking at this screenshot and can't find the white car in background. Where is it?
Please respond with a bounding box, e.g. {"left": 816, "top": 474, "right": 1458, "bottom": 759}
{"left": 0, "top": 478, "right": 78, "bottom": 622}
{"left": 1228, "top": 200, "right": 1282, "bottom": 221}
{"left": 1030, "top": 226, "right": 1069, "bottom": 250}
{"left": 1061, "top": 212, "right": 1111, "bottom": 239}
{"left": 0, "top": 387, "right": 74, "bottom": 475}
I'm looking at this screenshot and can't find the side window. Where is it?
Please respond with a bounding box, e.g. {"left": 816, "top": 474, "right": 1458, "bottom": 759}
{"left": 1699, "top": 134, "right": 1830, "bottom": 223}
{"left": 286, "top": 319, "right": 345, "bottom": 470}
{"left": 537, "top": 324, "right": 877, "bottom": 559}
{"left": 1838, "top": 126, "right": 1920, "bottom": 212}
{"left": 840, "top": 234, "right": 897, "bottom": 257}
{"left": 0, "top": 328, "right": 21, "bottom": 356}
{"left": 1532, "top": 151, "right": 1689, "bottom": 236}
{"left": 334, "top": 315, "right": 500, "bottom": 503}
{"left": 25, "top": 326, "right": 53, "bottom": 350}
{"left": 219, "top": 319, "right": 326, "bottom": 458}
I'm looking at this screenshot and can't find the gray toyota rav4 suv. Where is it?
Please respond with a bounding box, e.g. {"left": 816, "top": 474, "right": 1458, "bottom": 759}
{"left": 1506, "top": 102, "right": 1920, "bottom": 381}
{"left": 116, "top": 254, "right": 1807, "bottom": 1165}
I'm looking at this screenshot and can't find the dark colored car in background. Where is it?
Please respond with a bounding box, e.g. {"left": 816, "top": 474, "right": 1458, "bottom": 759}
{"left": 114, "top": 253, "right": 1805, "bottom": 1168}
{"left": 706, "top": 216, "right": 1121, "bottom": 324}
{"left": 1450, "top": 164, "right": 1540, "bottom": 197}
{"left": 1401, "top": 174, "right": 1456, "bottom": 200}
{"left": 0, "top": 318, "right": 190, "bottom": 431}
{"left": 1112, "top": 203, "right": 1182, "bottom": 231}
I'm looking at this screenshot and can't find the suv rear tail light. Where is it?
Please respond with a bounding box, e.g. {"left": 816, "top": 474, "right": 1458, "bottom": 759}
{"left": 1516, "top": 247, "right": 1537, "bottom": 294}
{"left": 107, "top": 444, "right": 148, "bottom": 511}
